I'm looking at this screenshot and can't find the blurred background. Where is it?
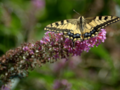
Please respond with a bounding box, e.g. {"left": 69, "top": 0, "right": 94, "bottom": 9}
{"left": 0, "top": 0, "right": 120, "bottom": 90}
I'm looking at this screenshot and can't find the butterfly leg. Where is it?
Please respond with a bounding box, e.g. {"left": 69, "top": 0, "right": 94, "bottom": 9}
{"left": 72, "top": 41, "right": 75, "bottom": 47}
{"left": 72, "top": 39, "right": 75, "bottom": 47}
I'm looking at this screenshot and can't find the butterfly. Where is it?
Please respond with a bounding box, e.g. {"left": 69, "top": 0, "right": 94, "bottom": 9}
{"left": 44, "top": 16, "right": 120, "bottom": 41}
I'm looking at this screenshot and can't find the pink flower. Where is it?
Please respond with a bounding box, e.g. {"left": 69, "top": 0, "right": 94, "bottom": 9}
{"left": 1, "top": 85, "right": 10, "bottom": 90}
{"left": 31, "top": 0, "right": 45, "bottom": 9}
{"left": 53, "top": 79, "right": 72, "bottom": 90}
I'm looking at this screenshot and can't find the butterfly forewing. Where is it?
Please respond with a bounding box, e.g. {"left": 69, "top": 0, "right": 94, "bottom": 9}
{"left": 44, "top": 19, "right": 75, "bottom": 32}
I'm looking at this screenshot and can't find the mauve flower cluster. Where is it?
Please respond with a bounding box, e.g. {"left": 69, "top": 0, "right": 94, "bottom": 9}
{"left": 0, "top": 29, "right": 106, "bottom": 88}
{"left": 41, "top": 29, "right": 106, "bottom": 57}
{"left": 1, "top": 85, "right": 10, "bottom": 90}
{"left": 53, "top": 79, "right": 72, "bottom": 90}
{"left": 31, "top": 0, "right": 45, "bottom": 9}
{"left": 51, "top": 56, "right": 81, "bottom": 73}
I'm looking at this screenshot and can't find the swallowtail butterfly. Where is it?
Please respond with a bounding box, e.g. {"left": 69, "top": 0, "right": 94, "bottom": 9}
{"left": 44, "top": 16, "right": 120, "bottom": 41}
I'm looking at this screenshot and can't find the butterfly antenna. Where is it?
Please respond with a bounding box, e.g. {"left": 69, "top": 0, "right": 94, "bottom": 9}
{"left": 88, "top": 8, "right": 91, "bottom": 12}
{"left": 73, "top": 9, "right": 80, "bottom": 16}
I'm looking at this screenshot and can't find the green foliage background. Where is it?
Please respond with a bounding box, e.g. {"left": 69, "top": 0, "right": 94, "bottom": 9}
{"left": 0, "top": 0, "right": 120, "bottom": 90}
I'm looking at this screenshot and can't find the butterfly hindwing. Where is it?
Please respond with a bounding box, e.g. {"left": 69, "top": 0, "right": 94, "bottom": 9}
{"left": 86, "top": 16, "right": 120, "bottom": 30}
{"left": 82, "top": 16, "right": 120, "bottom": 39}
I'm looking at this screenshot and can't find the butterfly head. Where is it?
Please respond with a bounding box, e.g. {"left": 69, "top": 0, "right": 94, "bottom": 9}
{"left": 78, "top": 16, "right": 85, "bottom": 24}
{"left": 77, "top": 16, "right": 86, "bottom": 32}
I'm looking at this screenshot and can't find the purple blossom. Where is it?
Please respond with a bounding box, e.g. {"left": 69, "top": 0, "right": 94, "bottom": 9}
{"left": 51, "top": 56, "right": 81, "bottom": 73}
{"left": 51, "top": 59, "right": 67, "bottom": 73}
{"left": 41, "top": 29, "right": 106, "bottom": 58}
{"left": 23, "top": 46, "right": 29, "bottom": 51}
{"left": 53, "top": 79, "right": 72, "bottom": 90}
{"left": 31, "top": 0, "right": 45, "bottom": 9}
{"left": 68, "top": 56, "right": 81, "bottom": 69}
{"left": 1, "top": 85, "right": 10, "bottom": 90}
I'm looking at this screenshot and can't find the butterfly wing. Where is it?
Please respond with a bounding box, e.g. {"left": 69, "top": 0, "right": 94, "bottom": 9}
{"left": 44, "top": 19, "right": 82, "bottom": 40}
{"left": 83, "top": 16, "right": 120, "bottom": 40}
{"left": 44, "top": 19, "right": 76, "bottom": 33}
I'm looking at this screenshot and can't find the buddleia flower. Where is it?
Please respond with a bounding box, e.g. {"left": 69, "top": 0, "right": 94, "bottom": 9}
{"left": 0, "top": 29, "right": 106, "bottom": 89}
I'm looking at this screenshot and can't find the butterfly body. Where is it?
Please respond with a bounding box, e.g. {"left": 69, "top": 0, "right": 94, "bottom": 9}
{"left": 44, "top": 16, "right": 120, "bottom": 41}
